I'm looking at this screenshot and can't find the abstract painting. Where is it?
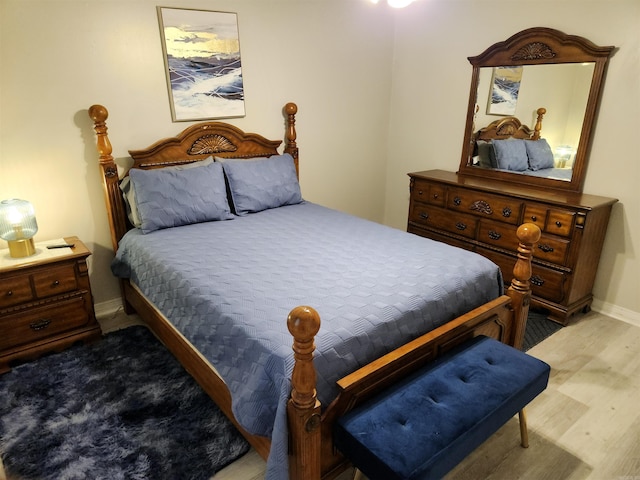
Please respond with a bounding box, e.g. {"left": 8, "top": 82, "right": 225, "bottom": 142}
{"left": 157, "top": 7, "right": 245, "bottom": 121}
{"left": 487, "top": 66, "right": 523, "bottom": 116}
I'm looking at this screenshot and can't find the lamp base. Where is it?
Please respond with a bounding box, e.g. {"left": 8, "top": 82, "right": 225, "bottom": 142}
{"left": 8, "top": 238, "right": 36, "bottom": 258}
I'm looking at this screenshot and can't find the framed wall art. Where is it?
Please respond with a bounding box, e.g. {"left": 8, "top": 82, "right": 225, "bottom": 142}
{"left": 157, "top": 7, "right": 245, "bottom": 122}
{"left": 487, "top": 66, "right": 523, "bottom": 116}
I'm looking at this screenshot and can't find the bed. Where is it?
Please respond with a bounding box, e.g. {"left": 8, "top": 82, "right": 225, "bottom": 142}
{"left": 88, "top": 102, "right": 540, "bottom": 480}
{"left": 472, "top": 107, "right": 573, "bottom": 181}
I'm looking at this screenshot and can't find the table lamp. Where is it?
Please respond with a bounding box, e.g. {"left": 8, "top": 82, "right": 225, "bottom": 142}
{"left": 0, "top": 199, "right": 39, "bottom": 258}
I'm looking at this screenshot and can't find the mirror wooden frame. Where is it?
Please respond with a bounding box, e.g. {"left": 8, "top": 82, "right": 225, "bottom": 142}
{"left": 458, "top": 27, "right": 614, "bottom": 193}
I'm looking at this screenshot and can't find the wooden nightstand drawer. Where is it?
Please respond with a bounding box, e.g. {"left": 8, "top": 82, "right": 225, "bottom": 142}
{"left": 0, "top": 296, "right": 89, "bottom": 351}
{"left": 33, "top": 264, "right": 77, "bottom": 298}
{"left": 447, "top": 187, "right": 522, "bottom": 225}
{"left": 0, "top": 275, "right": 33, "bottom": 309}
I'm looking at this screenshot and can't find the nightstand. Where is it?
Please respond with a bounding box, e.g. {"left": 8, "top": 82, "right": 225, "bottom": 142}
{"left": 0, "top": 236, "right": 102, "bottom": 373}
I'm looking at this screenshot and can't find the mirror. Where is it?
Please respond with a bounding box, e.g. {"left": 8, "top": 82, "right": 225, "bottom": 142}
{"left": 458, "top": 27, "right": 615, "bottom": 193}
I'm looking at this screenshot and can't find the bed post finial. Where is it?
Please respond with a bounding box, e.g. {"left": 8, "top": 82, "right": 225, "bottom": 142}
{"left": 508, "top": 223, "right": 541, "bottom": 349}
{"left": 532, "top": 107, "right": 546, "bottom": 140}
{"left": 287, "top": 305, "right": 321, "bottom": 480}
{"left": 284, "top": 102, "right": 299, "bottom": 177}
{"left": 88, "top": 105, "right": 127, "bottom": 253}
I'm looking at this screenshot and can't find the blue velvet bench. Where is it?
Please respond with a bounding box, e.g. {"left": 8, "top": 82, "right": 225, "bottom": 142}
{"left": 334, "top": 336, "right": 550, "bottom": 480}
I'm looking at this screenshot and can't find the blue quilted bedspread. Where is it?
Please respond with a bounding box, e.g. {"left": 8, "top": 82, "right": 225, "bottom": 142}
{"left": 111, "top": 202, "right": 503, "bottom": 478}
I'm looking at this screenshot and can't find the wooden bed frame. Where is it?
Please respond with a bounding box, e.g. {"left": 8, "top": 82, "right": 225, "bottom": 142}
{"left": 88, "top": 102, "right": 540, "bottom": 480}
{"left": 475, "top": 107, "right": 546, "bottom": 143}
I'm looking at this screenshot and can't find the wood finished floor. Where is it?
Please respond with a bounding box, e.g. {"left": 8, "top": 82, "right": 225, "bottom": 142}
{"left": 3, "top": 311, "right": 637, "bottom": 480}
{"left": 213, "top": 311, "right": 640, "bottom": 480}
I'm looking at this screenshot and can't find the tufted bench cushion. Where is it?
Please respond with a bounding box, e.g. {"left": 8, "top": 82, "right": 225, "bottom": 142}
{"left": 334, "top": 336, "right": 550, "bottom": 480}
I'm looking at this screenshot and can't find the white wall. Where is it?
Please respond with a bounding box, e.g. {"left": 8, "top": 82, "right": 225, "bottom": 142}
{"left": 384, "top": 0, "right": 640, "bottom": 320}
{"left": 0, "top": 0, "right": 394, "bottom": 305}
{"left": 1, "top": 0, "right": 638, "bottom": 321}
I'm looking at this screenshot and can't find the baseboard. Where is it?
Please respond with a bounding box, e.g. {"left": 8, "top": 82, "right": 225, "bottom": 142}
{"left": 592, "top": 300, "right": 640, "bottom": 328}
{"left": 94, "top": 298, "right": 123, "bottom": 320}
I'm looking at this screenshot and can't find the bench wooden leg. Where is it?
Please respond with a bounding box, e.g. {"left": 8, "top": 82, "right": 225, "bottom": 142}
{"left": 519, "top": 408, "right": 529, "bottom": 448}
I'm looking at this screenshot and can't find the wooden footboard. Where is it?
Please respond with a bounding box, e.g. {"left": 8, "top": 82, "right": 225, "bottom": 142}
{"left": 88, "top": 103, "right": 540, "bottom": 480}
{"left": 287, "top": 223, "right": 540, "bottom": 480}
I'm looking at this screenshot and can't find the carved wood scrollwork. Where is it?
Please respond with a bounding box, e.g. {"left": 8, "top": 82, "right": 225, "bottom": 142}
{"left": 512, "top": 42, "right": 556, "bottom": 61}
{"left": 189, "top": 134, "right": 237, "bottom": 155}
{"left": 470, "top": 200, "right": 493, "bottom": 215}
{"left": 105, "top": 166, "right": 118, "bottom": 178}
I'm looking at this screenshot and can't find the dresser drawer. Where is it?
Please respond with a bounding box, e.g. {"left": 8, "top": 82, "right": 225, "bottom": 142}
{"left": 411, "top": 179, "right": 446, "bottom": 207}
{"left": 33, "top": 264, "right": 78, "bottom": 299}
{"left": 534, "top": 236, "right": 570, "bottom": 266}
{"left": 447, "top": 187, "right": 522, "bottom": 225}
{"left": 477, "top": 220, "right": 518, "bottom": 251}
{"left": 0, "top": 275, "right": 33, "bottom": 309}
{"left": 409, "top": 202, "right": 478, "bottom": 239}
{"left": 0, "top": 296, "right": 89, "bottom": 351}
{"left": 478, "top": 248, "right": 567, "bottom": 303}
{"left": 523, "top": 205, "right": 575, "bottom": 237}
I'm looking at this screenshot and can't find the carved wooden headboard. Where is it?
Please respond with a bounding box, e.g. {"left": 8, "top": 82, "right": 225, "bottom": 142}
{"left": 474, "top": 107, "right": 546, "bottom": 142}
{"left": 88, "top": 102, "right": 299, "bottom": 251}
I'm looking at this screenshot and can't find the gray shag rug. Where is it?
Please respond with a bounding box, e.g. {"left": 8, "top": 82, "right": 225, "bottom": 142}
{"left": 524, "top": 309, "right": 563, "bottom": 351}
{"left": 0, "top": 326, "right": 250, "bottom": 480}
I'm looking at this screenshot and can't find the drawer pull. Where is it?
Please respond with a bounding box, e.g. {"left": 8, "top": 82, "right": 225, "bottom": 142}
{"left": 433, "top": 193, "right": 439, "bottom": 199}
{"left": 6, "top": 290, "right": 12, "bottom": 297}
{"left": 530, "top": 275, "right": 545, "bottom": 287}
{"left": 418, "top": 190, "right": 424, "bottom": 196}
{"left": 530, "top": 215, "right": 537, "bottom": 222}
{"left": 30, "top": 319, "right": 52, "bottom": 331}
{"left": 488, "top": 230, "right": 502, "bottom": 240}
{"left": 455, "top": 222, "right": 467, "bottom": 231}
{"left": 52, "top": 280, "right": 60, "bottom": 287}
{"left": 555, "top": 221, "right": 562, "bottom": 227}
{"left": 453, "top": 197, "right": 461, "bottom": 206}
{"left": 502, "top": 207, "right": 512, "bottom": 218}
{"left": 420, "top": 212, "right": 429, "bottom": 220}
{"left": 538, "top": 243, "right": 555, "bottom": 253}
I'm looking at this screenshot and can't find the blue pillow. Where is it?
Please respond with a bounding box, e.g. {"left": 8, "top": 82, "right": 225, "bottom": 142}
{"left": 220, "top": 154, "right": 303, "bottom": 215}
{"left": 492, "top": 139, "right": 528, "bottom": 171}
{"left": 129, "top": 161, "right": 233, "bottom": 234}
{"left": 524, "top": 139, "right": 555, "bottom": 171}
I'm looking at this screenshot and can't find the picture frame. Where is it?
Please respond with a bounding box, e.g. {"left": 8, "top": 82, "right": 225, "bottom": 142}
{"left": 487, "top": 66, "right": 523, "bottom": 116}
{"left": 157, "top": 7, "right": 245, "bottom": 122}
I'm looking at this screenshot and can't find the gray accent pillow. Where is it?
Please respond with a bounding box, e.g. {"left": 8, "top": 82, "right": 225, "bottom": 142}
{"left": 524, "top": 139, "right": 555, "bottom": 171}
{"left": 492, "top": 139, "right": 528, "bottom": 171}
{"left": 476, "top": 140, "right": 497, "bottom": 168}
{"left": 120, "top": 157, "right": 215, "bottom": 228}
{"left": 220, "top": 153, "right": 303, "bottom": 215}
{"left": 129, "top": 160, "right": 233, "bottom": 234}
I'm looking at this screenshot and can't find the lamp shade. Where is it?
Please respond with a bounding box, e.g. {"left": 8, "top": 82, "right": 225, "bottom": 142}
{"left": 0, "top": 199, "right": 38, "bottom": 257}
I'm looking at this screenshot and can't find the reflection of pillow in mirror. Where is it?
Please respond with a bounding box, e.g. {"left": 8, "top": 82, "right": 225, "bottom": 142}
{"left": 476, "top": 141, "right": 497, "bottom": 168}
{"left": 492, "top": 139, "right": 528, "bottom": 171}
{"left": 524, "top": 139, "right": 555, "bottom": 171}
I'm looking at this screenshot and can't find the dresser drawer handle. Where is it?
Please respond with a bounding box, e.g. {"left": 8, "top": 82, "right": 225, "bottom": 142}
{"left": 453, "top": 197, "right": 461, "bottom": 206}
{"left": 455, "top": 222, "right": 467, "bottom": 231}
{"left": 530, "top": 275, "right": 545, "bottom": 287}
{"left": 555, "top": 221, "right": 562, "bottom": 227}
{"left": 52, "top": 280, "right": 60, "bottom": 287}
{"left": 538, "top": 243, "right": 555, "bottom": 253}
{"left": 433, "top": 193, "right": 439, "bottom": 199}
{"left": 6, "top": 290, "right": 12, "bottom": 297}
{"left": 488, "top": 230, "right": 501, "bottom": 240}
{"left": 530, "top": 215, "right": 537, "bottom": 222}
{"left": 30, "top": 319, "right": 52, "bottom": 331}
{"left": 418, "top": 190, "right": 424, "bottom": 196}
{"left": 420, "top": 212, "right": 429, "bottom": 220}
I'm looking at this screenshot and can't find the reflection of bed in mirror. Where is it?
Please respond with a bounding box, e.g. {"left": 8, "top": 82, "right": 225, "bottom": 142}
{"left": 471, "top": 107, "right": 572, "bottom": 182}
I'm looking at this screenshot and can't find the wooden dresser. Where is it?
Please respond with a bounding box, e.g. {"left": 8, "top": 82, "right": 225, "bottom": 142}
{"left": 0, "top": 236, "right": 101, "bottom": 372}
{"left": 408, "top": 170, "right": 617, "bottom": 324}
